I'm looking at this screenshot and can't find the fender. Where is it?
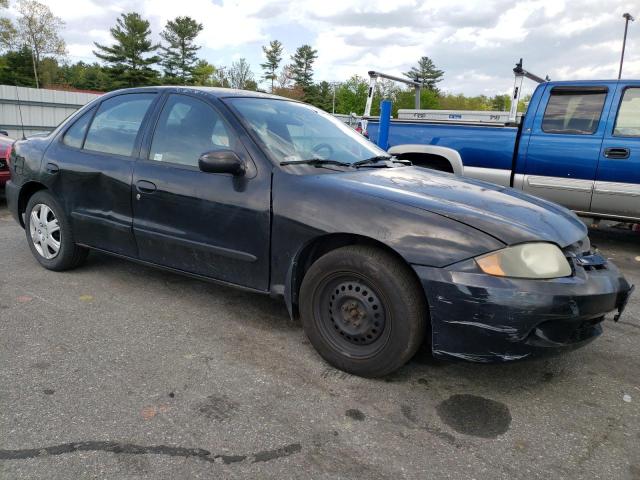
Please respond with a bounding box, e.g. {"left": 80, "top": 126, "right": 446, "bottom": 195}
{"left": 388, "top": 144, "right": 463, "bottom": 175}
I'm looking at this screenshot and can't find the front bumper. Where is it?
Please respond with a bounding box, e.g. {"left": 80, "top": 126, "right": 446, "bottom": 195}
{"left": 414, "top": 257, "right": 632, "bottom": 362}
{"left": 0, "top": 170, "right": 9, "bottom": 188}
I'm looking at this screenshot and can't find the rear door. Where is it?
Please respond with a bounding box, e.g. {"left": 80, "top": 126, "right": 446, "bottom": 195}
{"left": 592, "top": 83, "right": 640, "bottom": 219}
{"left": 521, "top": 85, "right": 611, "bottom": 210}
{"left": 45, "top": 92, "right": 158, "bottom": 256}
{"left": 131, "top": 92, "right": 271, "bottom": 290}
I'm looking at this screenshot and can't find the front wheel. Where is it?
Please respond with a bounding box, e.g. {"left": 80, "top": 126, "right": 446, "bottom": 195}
{"left": 25, "top": 190, "right": 88, "bottom": 271}
{"left": 300, "top": 245, "right": 428, "bottom": 377}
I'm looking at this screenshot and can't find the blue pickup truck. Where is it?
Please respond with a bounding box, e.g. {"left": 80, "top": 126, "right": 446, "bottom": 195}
{"left": 367, "top": 80, "right": 640, "bottom": 222}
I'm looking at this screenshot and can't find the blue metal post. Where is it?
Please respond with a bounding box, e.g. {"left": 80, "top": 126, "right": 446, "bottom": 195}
{"left": 377, "top": 99, "right": 392, "bottom": 150}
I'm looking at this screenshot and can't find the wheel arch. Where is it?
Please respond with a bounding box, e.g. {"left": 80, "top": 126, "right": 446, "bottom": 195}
{"left": 17, "top": 181, "right": 48, "bottom": 227}
{"left": 286, "top": 232, "right": 427, "bottom": 322}
{"left": 388, "top": 144, "right": 463, "bottom": 175}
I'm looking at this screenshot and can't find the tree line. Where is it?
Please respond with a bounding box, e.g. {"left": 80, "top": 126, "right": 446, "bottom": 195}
{"left": 0, "top": 0, "right": 526, "bottom": 116}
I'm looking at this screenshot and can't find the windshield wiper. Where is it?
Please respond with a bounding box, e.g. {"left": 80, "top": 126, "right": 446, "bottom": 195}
{"left": 279, "top": 158, "right": 353, "bottom": 168}
{"left": 352, "top": 155, "right": 411, "bottom": 168}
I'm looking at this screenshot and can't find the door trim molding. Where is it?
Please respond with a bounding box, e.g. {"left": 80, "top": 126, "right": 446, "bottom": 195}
{"left": 525, "top": 175, "right": 594, "bottom": 192}
{"left": 134, "top": 227, "right": 258, "bottom": 263}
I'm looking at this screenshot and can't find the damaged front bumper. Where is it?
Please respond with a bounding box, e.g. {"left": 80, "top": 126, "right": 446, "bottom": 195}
{"left": 413, "top": 256, "right": 633, "bottom": 362}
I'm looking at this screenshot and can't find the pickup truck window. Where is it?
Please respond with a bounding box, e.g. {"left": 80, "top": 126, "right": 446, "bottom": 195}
{"left": 149, "top": 94, "right": 236, "bottom": 167}
{"left": 614, "top": 88, "right": 640, "bottom": 137}
{"left": 84, "top": 93, "right": 156, "bottom": 157}
{"left": 542, "top": 88, "right": 607, "bottom": 135}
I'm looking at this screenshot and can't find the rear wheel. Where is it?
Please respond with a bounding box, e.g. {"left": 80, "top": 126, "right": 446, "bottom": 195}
{"left": 25, "top": 190, "right": 88, "bottom": 271}
{"left": 300, "top": 245, "right": 427, "bottom": 377}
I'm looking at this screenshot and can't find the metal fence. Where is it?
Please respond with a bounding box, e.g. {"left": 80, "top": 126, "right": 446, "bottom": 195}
{"left": 0, "top": 85, "right": 101, "bottom": 139}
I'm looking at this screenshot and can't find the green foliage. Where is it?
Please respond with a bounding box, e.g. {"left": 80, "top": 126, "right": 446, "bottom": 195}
{"left": 290, "top": 44, "right": 317, "bottom": 89}
{"left": 334, "top": 75, "right": 369, "bottom": 116}
{"left": 160, "top": 16, "right": 203, "bottom": 84}
{"left": 260, "top": 39, "right": 283, "bottom": 92}
{"left": 305, "top": 80, "right": 333, "bottom": 111}
{"left": 0, "top": 46, "right": 37, "bottom": 86}
{"left": 191, "top": 59, "right": 215, "bottom": 86}
{"left": 93, "top": 12, "right": 160, "bottom": 88}
{"left": 403, "top": 56, "right": 444, "bottom": 91}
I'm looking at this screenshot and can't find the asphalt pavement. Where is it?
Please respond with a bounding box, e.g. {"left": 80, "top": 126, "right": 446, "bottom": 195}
{"left": 1, "top": 199, "right": 639, "bottom": 479}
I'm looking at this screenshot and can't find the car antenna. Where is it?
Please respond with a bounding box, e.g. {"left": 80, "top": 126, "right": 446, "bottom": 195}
{"left": 14, "top": 84, "right": 26, "bottom": 140}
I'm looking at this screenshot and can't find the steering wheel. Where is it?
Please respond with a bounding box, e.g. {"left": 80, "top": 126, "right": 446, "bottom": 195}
{"left": 312, "top": 143, "right": 334, "bottom": 159}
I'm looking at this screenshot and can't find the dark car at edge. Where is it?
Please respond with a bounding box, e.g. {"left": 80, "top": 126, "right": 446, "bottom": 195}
{"left": 5, "top": 87, "right": 633, "bottom": 377}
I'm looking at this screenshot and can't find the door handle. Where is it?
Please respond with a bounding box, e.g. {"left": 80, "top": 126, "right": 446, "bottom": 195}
{"left": 45, "top": 162, "right": 59, "bottom": 174}
{"left": 135, "top": 180, "right": 157, "bottom": 194}
{"left": 604, "top": 147, "right": 630, "bottom": 159}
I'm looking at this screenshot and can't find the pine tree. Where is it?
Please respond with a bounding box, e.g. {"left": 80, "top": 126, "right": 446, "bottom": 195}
{"left": 93, "top": 12, "right": 160, "bottom": 87}
{"left": 260, "top": 39, "right": 283, "bottom": 92}
{"left": 403, "top": 56, "right": 444, "bottom": 91}
{"left": 290, "top": 44, "right": 317, "bottom": 89}
{"left": 159, "top": 16, "right": 202, "bottom": 84}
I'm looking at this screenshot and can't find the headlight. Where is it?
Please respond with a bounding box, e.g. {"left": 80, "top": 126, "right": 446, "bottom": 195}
{"left": 476, "top": 242, "right": 572, "bottom": 279}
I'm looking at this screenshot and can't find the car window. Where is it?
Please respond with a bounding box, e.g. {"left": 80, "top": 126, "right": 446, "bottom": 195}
{"left": 227, "top": 97, "right": 385, "bottom": 164}
{"left": 149, "top": 94, "right": 236, "bottom": 167}
{"left": 62, "top": 107, "right": 95, "bottom": 149}
{"left": 84, "top": 93, "right": 155, "bottom": 156}
{"left": 614, "top": 88, "right": 640, "bottom": 137}
{"left": 542, "top": 89, "right": 607, "bottom": 135}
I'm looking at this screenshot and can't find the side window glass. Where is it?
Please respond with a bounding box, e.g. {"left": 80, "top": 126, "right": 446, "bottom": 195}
{"left": 62, "top": 107, "right": 95, "bottom": 149}
{"left": 84, "top": 93, "right": 155, "bottom": 156}
{"left": 542, "top": 89, "right": 607, "bottom": 135}
{"left": 149, "top": 94, "right": 237, "bottom": 167}
{"left": 614, "top": 88, "right": 640, "bottom": 137}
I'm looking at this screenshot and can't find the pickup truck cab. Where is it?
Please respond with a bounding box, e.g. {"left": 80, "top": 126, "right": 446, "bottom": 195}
{"left": 368, "top": 80, "right": 640, "bottom": 222}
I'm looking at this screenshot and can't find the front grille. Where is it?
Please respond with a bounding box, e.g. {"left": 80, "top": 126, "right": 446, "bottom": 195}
{"left": 0, "top": 158, "right": 6, "bottom": 170}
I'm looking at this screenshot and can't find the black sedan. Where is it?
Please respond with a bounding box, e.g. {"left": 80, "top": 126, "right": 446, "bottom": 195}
{"left": 5, "top": 87, "right": 633, "bottom": 377}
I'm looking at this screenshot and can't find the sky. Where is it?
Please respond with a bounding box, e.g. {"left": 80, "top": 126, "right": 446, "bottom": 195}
{"left": 9, "top": 0, "right": 640, "bottom": 96}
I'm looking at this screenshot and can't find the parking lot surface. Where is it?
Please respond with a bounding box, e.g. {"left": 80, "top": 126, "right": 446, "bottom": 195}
{"left": 1, "top": 200, "right": 639, "bottom": 480}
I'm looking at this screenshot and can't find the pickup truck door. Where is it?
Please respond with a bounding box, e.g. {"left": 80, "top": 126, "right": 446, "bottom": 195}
{"left": 131, "top": 92, "right": 271, "bottom": 291}
{"left": 520, "top": 85, "right": 611, "bottom": 211}
{"left": 592, "top": 83, "right": 640, "bottom": 220}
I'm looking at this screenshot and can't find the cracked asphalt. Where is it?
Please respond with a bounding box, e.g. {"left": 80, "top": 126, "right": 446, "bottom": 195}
{"left": 1, "top": 199, "right": 639, "bottom": 479}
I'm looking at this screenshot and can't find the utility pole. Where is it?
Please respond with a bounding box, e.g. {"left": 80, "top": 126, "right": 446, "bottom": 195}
{"left": 619, "top": 13, "right": 635, "bottom": 80}
{"left": 332, "top": 82, "right": 337, "bottom": 114}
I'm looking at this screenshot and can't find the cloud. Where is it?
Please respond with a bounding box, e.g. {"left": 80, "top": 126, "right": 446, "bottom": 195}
{"left": 40, "top": 0, "right": 640, "bottom": 95}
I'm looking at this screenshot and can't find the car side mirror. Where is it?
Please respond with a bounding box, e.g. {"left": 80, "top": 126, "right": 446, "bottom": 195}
{"left": 198, "top": 150, "right": 245, "bottom": 176}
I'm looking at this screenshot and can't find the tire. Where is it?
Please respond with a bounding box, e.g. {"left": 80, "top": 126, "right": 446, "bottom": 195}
{"left": 300, "top": 245, "right": 427, "bottom": 377}
{"left": 25, "top": 190, "right": 88, "bottom": 271}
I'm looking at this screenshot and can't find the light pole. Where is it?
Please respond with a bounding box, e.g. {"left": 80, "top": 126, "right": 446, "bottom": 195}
{"left": 619, "top": 13, "right": 635, "bottom": 80}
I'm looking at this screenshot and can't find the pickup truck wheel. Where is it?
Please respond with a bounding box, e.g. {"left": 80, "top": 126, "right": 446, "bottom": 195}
{"left": 300, "top": 245, "right": 427, "bottom": 377}
{"left": 25, "top": 191, "right": 88, "bottom": 271}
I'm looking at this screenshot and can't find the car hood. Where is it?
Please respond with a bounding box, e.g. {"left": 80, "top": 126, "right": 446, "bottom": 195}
{"left": 328, "top": 167, "right": 587, "bottom": 247}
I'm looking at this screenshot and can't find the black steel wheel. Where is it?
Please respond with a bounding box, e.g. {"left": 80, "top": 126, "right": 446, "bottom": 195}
{"left": 300, "top": 245, "right": 427, "bottom": 377}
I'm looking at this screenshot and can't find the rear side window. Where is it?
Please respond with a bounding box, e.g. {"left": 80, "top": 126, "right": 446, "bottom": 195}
{"left": 84, "top": 94, "right": 155, "bottom": 156}
{"left": 62, "top": 107, "right": 95, "bottom": 149}
{"left": 614, "top": 88, "right": 640, "bottom": 137}
{"left": 542, "top": 88, "right": 607, "bottom": 135}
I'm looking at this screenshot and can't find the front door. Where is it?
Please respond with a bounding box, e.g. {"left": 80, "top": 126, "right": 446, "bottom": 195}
{"left": 522, "top": 85, "right": 610, "bottom": 211}
{"left": 592, "top": 84, "right": 640, "bottom": 219}
{"left": 131, "top": 93, "right": 271, "bottom": 290}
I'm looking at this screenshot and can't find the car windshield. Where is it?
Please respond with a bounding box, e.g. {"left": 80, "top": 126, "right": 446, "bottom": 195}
{"left": 225, "top": 97, "right": 387, "bottom": 165}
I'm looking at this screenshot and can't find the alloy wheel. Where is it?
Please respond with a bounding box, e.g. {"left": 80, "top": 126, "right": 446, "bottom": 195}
{"left": 29, "top": 203, "right": 61, "bottom": 260}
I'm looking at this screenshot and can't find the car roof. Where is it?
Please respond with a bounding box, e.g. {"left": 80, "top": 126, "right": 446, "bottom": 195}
{"left": 104, "top": 86, "right": 290, "bottom": 101}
